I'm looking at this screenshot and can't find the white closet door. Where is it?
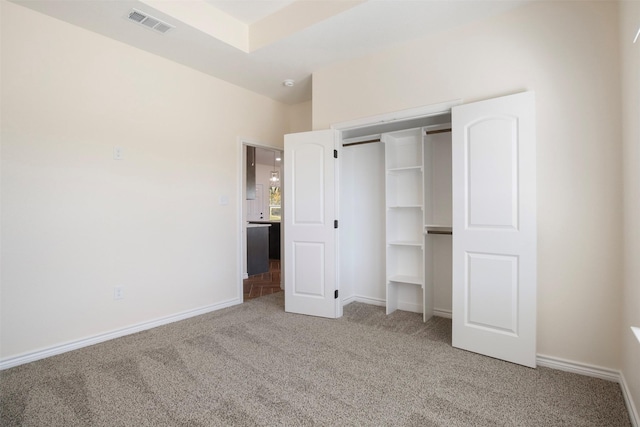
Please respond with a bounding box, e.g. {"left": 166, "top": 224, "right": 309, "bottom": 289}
{"left": 284, "top": 129, "right": 341, "bottom": 318}
{"left": 452, "top": 91, "right": 537, "bottom": 367}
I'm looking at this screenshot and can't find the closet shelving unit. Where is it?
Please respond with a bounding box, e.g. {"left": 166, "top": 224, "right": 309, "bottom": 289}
{"left": 383, "top": 124, "right": 453, "bottom": 322}
{"left": 384, "top": 128, "right": 427, "bottom": 319}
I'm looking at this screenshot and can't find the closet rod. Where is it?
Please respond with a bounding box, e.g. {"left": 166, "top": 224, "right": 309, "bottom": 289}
{"left": 343, "top": 128, "right": 451, "bottom": 147}
{"left": 427, "top": 230, "right": 453, "bottom": 235}
{"left": 425, "top": 128, "right": 452, "bottom": 135}
{"left": 342, "top": 138, "right": 381, "bottom": 147}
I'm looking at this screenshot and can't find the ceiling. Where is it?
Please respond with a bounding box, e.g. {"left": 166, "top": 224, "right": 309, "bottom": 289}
{"left": 11, "top": 0, "right": 529, "bottom": 105}
{"left": 204, "top": 1, "right": 295, "bottom": 25}
{"left": 255, "top": 146, "right": 282, "bottom": 167}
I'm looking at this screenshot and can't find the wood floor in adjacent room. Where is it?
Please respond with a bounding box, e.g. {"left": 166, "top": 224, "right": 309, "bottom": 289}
{"left": 243, "top": 259, "right": 282, "bottom": 301}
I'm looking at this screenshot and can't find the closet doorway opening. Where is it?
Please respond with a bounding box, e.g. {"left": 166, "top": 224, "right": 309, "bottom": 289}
{"left": 239, "top": 140, "right": 283, "bottom": 302}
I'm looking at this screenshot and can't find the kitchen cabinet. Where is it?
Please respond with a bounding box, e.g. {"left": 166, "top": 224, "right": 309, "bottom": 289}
{"left": 268, "top": 222, "right": 281, "bottom": 259}
{"left": 247, "top": 224, "right": 270, "bottom": 276}
{"left": 248, "top": 221, "right": 280, "bottom": 259}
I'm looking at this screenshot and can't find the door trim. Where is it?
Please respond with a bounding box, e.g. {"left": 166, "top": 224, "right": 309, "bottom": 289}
{"left": 237, "top": 137, "right": 284, "bottom": 301}
{"left": 329, "top": 99, "right": 462, "bottom": 310}
{"left": 331, "top": 99, "right": 462, "bottom": 132}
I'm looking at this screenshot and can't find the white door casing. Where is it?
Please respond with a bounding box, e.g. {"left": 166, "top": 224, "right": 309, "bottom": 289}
{"left": 284, "top": 129, "right": 341, "bottom": 318}
{"left": 452, "top": 91, "right": 537, "bottom": 367}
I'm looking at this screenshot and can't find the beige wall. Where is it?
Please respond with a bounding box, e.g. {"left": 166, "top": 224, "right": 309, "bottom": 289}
{"left": 0, "top": 1, "right": 288, "bottom": 360}
{"left": 314, "top": 1, "right": 623, "bottom": 369}
{"left": 286, "top": 100, "right": 312, "bottom": 134}
{"left": 1, "top": 1, "right": 634, "bottom": 407}
{"left": 620, "top": 0, "right": 640, "bottom": 418}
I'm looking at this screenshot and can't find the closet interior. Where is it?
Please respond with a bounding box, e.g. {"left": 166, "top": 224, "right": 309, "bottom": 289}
{"left": 341, "top": 112, "right": 453, "bottom": 321}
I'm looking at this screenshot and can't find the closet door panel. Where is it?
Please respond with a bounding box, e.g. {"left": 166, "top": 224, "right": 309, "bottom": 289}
{"left": 466, "top": 252, "right": 518, "bottom": 333}
{"left": 466, "top": 117, "right": 518, "bottom": 229}
{"left": 292, "top": 144, "right": 325, "bottom": 224}
{"left": 452, "top": 91, "right": 536, "bottom": 368}
{"left": 284, "top": 129, "right": 340, "bottom": 319}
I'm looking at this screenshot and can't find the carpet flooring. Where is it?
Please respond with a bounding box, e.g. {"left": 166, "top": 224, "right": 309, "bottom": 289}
{"left": 0, "top": 293, "right": 631, "bottom": 426}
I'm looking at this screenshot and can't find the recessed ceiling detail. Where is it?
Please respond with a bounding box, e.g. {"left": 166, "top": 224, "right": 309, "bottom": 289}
{"left": 11, "top": 0, "right": 531, "bottom": 104}
{"left": 127, "top": 9, "right": 174, "bottom": 35}
{"left": 204, "top": 0, "right": 294, "bottom": 25}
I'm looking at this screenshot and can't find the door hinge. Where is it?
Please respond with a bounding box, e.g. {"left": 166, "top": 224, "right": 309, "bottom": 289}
{"left": 334, "top": 220, "right": 338, "bottom": 229}
{"left": 334, "top": 149, "right": 338, "bottom": 159}
{"left": 334, "top": 290, "right": 339, "bottom": 299}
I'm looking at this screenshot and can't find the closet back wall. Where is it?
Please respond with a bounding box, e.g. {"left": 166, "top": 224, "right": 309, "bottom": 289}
{"left": 1, "top": 1, "right": 290, "bottom": 361}
{"left": 340, "top": 142, "right": 386, "bottom": 304}
{"left": 315, "top": 1, "right": 622, "bottom": 369}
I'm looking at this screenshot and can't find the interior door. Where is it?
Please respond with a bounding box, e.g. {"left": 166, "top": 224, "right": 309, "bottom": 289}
{"left": 284, "top": 129, "right": 341, "bottom": 318}
{"left": 452, "top": 91, "right": 537, "bottom": 367}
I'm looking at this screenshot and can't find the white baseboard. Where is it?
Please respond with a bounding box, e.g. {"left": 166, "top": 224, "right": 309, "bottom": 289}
{"left": 343, "top": 296, "right": 422, "bottom": 315}
{"left": 536, "top": 354, "right": 620, "bottom": 382}
{"left": 341, "top": 295, "right": 356, "bottom": 306}
{"left": 342, "top": 296, "right": 453, "bottom": 319}
{"left": 537, "top": 354, "right": 637, "bottom": 426}
{"left": 349, "top": 295, "right": 386, "bottom": 307}
{"left": 620, "top": 373, "right": 639, "bottom": 427}
{"left": 535, "top": 354, "right": 622, "bottom": 382}
{"left": 343, "top": 295, "right": 453, "bottom": 317}
{"left": 433, "top": 308, "right": 452, "bottom": 319}
{"left": 0, "top": 297, "right": 243, "bottom": 371}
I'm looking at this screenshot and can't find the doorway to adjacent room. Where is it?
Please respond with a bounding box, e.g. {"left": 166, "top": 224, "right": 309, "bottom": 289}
{"left": 239, "top": 139, "right": 283, "bottom": 302}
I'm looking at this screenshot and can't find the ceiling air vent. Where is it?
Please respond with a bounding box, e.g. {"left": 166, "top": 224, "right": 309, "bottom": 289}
{"left": 127, "top": 9, "right": 174, "bottom": 34}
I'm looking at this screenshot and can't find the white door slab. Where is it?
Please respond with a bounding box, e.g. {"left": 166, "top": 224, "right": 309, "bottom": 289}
{"left": 452, "top": 91, "right": 537, "bottom": 367}
{"left": 284, "top": 129, "right": 341, "bottom": 318}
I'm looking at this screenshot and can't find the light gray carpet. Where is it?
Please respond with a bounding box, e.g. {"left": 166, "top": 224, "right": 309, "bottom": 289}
{"left": 0, "top": 293, "right": 631, "bottom": 426}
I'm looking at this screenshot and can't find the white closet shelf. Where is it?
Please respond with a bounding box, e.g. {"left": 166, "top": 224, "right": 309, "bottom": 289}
{"left": 388, "top": 275, "right": 423, "bottom": 286}
{"left": 388, "top": 240, "right": 423, "bottom": 247}
{"left": 387, "top": 166, "right": 422, "bottom": 173}
{"left": 388, "top": 205, "right": 423, "bottom": 209}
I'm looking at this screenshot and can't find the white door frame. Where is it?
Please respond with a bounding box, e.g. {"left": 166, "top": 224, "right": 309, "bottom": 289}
{"left": 331, "top": 100, "right": 462, "bottom": 133}
{"left": 237, "top": 137, "right": 284, "bottom": 300}
{"left": 331, "top": 100, "right": 462, "bottom": 308}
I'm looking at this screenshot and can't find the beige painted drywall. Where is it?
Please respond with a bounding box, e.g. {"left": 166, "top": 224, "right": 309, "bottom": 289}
{"left": 620, "top": 0, "right": 640, "bottom": 418}
{"left": 141, "top": 0, "right": 248, "bottom": 52}
{"left": 314, "top": 1, "right": 623, "bottom": 369}
{"left": 286, "top": 100, "right": 312, "bottom": 134}
{"left": 249, "top": 1, "right": 365, "bottom": 52}
{"left": 0, "top": 1, "right": 288, "bottom": 360}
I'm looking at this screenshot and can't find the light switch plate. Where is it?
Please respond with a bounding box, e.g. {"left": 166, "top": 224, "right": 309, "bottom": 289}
{"left": 113, "top": 146, "right": 123, "bottom": 160}
{"left": 114, "top": 286, "right": 124, "bottom": 300}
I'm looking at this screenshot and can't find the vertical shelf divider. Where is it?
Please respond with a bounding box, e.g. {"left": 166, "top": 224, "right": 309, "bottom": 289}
{"left": 384, "top": 128, "right": 427, "bottom": 319}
